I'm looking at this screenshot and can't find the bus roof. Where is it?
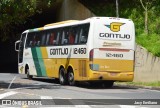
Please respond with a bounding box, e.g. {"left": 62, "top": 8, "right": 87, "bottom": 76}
{"left": 22, "top": 27, "right": 44, "bottom": 34}
{"left": 22, "top": 17, "right": 133, "bottom": 34}
{"left": 44, "top": 20, "right": 78, "bottom": 27}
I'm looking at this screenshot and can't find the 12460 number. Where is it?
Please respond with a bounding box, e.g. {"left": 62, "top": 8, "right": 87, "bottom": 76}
{"left": 74, "top": 48, "right": 86, "bottom": 54}
{"left": 106, "top": 53, "right": 123, "bottom": 58}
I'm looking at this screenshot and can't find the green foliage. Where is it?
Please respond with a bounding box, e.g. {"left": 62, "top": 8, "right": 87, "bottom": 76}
{"left": 117, "top": 81, "right": 160, "bottom": 87}
{"left": 0, "top": 0, "right": 57, "bottom": 41}
{"left": 137, "top": 33, "right": 160, "bottom": 57}
{"left": 80, "top": 0, "right": 160, "bottom": 57}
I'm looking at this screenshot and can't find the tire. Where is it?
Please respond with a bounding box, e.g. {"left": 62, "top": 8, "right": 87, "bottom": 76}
{"left": 103, "top": 81, "right": 114, "bottom": 88}
{"left": 59, "top": 68, "right": 67, "bottom": 85}
{"left": 68, "top": 70, "right": 75, "bottom": 86}
{"left": 26, "top": 69, "right": 33, "bottom": 80}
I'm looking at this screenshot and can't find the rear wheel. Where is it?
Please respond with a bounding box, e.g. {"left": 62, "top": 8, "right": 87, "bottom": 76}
{"left": 68, "top": 70, "right": 75, "bottom": 86}
{"left": 59, "top": 68, "right": 67, "bottom": 85}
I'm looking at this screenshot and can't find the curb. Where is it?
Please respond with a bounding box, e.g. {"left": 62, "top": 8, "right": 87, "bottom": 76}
{"left": 114, "top": 83, "right": 160, "bottom": 90}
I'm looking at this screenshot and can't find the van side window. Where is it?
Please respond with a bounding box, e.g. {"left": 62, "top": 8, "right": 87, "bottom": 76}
{"left": 25, "top": 23, "right": 90, "bottom": 47}
{"left": 68, "top": 28, "right": 75, "bottom": 44}
{"left": 50, "top": 30, "right": 60, "bottom": 45}
{"left": 61, "top": 28, "right": 69, "bottom": 45}
{"left": 35, "top": 32, "right": 41, "bottom": 47}
{"left": 79, "top": 24, "right": 90, "bottom": 44}
{"left": 49, "top": 32, "right": 55, "bottom": 45}
{"left": 55, "top": 30, "right": 61, "bottom": 45}
{"left": 74, "top": 26, "right": 79, "bottom": 44}
{"left": 26, "top": 32, "right": 36, "bottom": 47}
{"left": 26, "top": 34, "right": 30, "bottom": 48}
{"left": 45, "top": 31, "right": 51, "bottom": 46}
{"left": 40, "top": 31, "right": 46, "bottom": 46}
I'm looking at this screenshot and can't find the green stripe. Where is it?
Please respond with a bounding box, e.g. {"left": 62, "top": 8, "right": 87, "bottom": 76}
{"left": 31, "top": 48, "right": 42, "bottom": 76}
{"left": 36, "top": 48, "right": 47, "bottom": 76}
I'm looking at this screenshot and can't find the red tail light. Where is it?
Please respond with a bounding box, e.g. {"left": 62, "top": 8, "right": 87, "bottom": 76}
{"left": 89, "top": 49, "right": 94, "bottom": 61}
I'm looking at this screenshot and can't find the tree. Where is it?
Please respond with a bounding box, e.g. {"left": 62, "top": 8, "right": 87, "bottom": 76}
{"left": 0, "top": 0, "right": 57, "bottom": 41}
{"left": 139, "top": 0, "right": 156, "bottom": 35}
{"left": 116, "top": 0, "right": 119, "bottom": 17}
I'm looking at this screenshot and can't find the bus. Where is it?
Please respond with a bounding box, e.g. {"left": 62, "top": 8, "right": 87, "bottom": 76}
{"left": 15, "top": 17, "right": 135, "bottom": 87}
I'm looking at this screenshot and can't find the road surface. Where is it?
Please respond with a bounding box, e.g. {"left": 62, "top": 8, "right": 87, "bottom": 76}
{"left": 0, "top": 73, "right": 160, "bottom": 108}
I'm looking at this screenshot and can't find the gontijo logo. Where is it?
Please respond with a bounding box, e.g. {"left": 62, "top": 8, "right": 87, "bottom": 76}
{"left": 105, "top": 22, "right": 125, "bottom": 32}
{"left": 99, "top": 22, "right": 131, "bottom": 40}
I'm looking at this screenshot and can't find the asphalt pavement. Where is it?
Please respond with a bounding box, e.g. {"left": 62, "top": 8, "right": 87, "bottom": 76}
{"left": 0, "top": 73, "right": 160, "bottom": 108}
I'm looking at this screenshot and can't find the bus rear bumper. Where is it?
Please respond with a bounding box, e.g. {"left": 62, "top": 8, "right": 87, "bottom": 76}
{"left": 88, "top": 71, "right": 134, "bottom": 82}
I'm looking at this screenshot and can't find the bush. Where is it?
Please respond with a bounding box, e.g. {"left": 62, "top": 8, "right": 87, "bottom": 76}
{"left": 137, "top": 33, "right": 160, "bottom": 57}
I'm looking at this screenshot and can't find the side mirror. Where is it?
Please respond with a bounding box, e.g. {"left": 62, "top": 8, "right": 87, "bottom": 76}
{"left": 15, "top": 40, "right": 20, "bottom": 51}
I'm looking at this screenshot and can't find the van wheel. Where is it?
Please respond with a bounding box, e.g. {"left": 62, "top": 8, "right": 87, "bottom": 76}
{"left": 59, "top": 68, "right": 67, "bottom": 85}
{"left": 68, "top": 70, "right": 75, "bottom": 86}
{"left": 26, "top": 69, "right": 33, "bottom": 80}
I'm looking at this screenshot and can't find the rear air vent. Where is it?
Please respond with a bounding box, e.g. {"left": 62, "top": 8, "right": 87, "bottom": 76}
{"left": 79, "top": 60, "right": 87, "bottom": 77}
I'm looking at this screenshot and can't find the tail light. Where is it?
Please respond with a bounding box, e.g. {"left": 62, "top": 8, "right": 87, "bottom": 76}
{"left": 89, "top": 49, "right": 94, "bottom": 61}
{"left": 89, "top": 49, "right": 94, "bottom": 70}
{"left": 89, "top": 49, "right": 100, "bottom": 71}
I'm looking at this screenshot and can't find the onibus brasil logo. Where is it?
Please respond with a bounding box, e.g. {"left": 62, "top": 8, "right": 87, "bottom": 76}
{"left": 105, "top": 22, "right": 125, "bottom": 32}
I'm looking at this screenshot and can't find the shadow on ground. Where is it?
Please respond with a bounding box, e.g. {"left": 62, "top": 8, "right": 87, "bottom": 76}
{"left": 0, "top": 76, "right": 138, "bottom": 90}
{"left": 31, "top": 78, "right": 138, "bottom": 90}
{"left": 0, "top": 80, "right": 61, "bottom": 90}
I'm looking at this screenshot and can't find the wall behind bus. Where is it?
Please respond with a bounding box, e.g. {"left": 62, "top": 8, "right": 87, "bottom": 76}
{"left": 134, "top": 45, "right": 160, "bottom": 82}
{"left": 57, "top": 0, "right": 95, "bottom": 21}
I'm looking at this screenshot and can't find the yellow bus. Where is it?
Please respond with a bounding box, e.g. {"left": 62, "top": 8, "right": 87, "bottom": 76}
{"left": 15, "top": 17, "right": 135, "bottom": 87}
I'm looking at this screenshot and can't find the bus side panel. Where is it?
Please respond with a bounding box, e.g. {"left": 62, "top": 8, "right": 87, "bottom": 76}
{"left": 30, "top": 47, "right": 44, "bottom": 77}
{"left": 47, "top": 45, "right": 89, "bottom": 81}
{"left": 24, "top": 47, "right": 48, "bottom": 77}
{"left": 41, "top": 47, "right": 56, "bottom": 77}
{"left": 23, "top": 48, "right": 37, "bottom": 76}
{"left": 61, "top": 45, "right": 88, "bottom": 81}
{"left": 47, "top": 46, "right": 63, "bottom": 78}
